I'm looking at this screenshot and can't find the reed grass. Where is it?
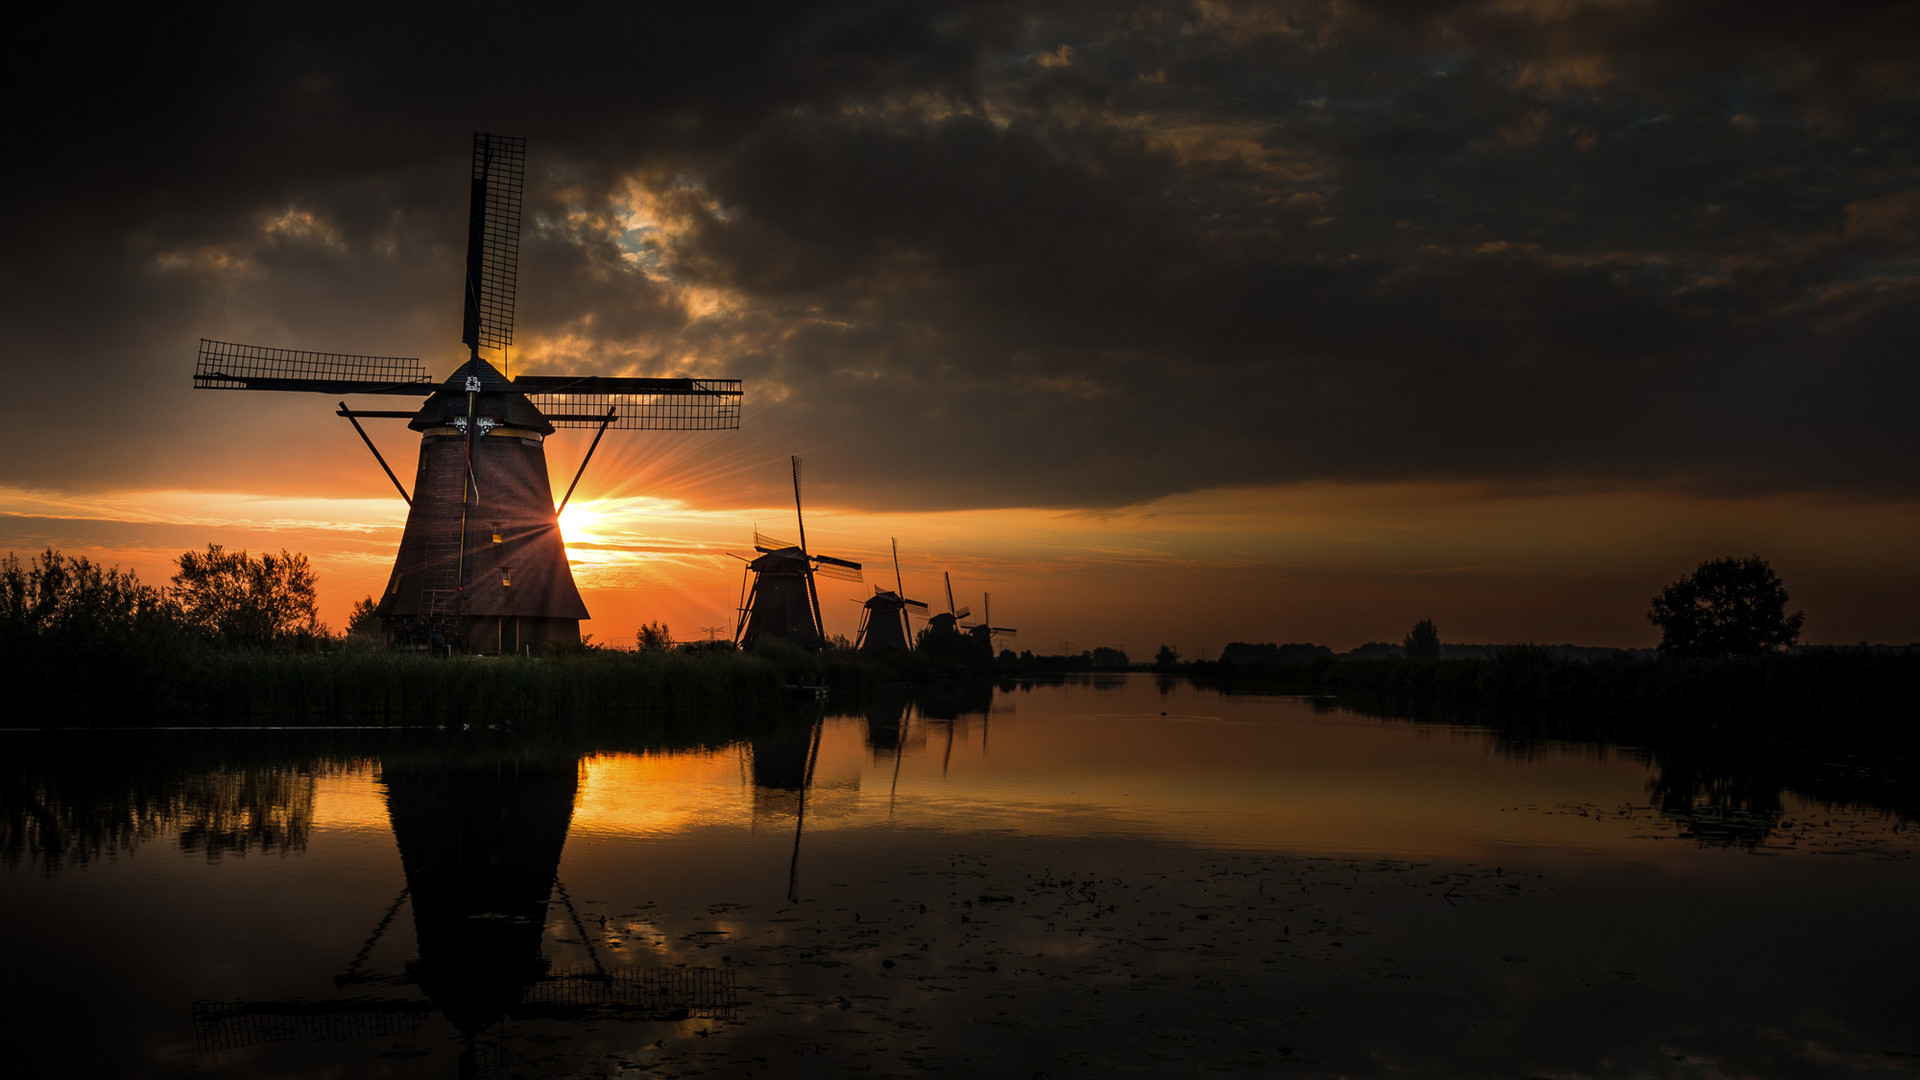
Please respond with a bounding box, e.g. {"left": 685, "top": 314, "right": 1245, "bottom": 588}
{"left": 12, "top": 639, "right": 882, "bottom": 726}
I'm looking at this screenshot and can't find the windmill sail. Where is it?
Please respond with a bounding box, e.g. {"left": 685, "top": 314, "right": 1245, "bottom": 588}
{"left": 518, "top": 375, "right": 742, "bottom": 429}
{"left": 463, "top": 132, "right": 525, "bottom": 356}
{"left": 194, "top": 340, "right": 432, "bottom": 394}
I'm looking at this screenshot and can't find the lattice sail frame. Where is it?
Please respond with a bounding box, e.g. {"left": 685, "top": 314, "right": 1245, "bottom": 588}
{"left": 810, "top": 560, "right": 864, "bottom": 583}
{"left": 464, "top": 132, "right": 526, "bottom": 354}
{"left": 527, "top": 380, "right": 742, "bottom": 430}
{"left": 194, "top": 339, "right": 432, "bottom": 393}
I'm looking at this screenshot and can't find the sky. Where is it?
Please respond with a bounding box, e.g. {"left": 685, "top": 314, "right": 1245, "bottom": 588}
{"left": 4, "top": 0, "right": 1917, "bottom": 655}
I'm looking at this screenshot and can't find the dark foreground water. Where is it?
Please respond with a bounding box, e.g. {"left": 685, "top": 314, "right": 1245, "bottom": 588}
{"left": 4, "top": 675, "right": 1916, "bottom": 1078}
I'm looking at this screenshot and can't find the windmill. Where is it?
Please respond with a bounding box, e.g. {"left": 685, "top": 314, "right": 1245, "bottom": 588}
{"left": 192, "top": 133, "right": 741, "bottom": 653}
{"left": 922, "top": 571, "right": 971, "bottom": 639}
{"left": 733, "top": 456, "right": 861, "bottom": 648}
{"left": 966, "top": 591, "right": 1019, "bottom": 655}
{"left": 855, "top": 538, "right": 928, "bottom": 654}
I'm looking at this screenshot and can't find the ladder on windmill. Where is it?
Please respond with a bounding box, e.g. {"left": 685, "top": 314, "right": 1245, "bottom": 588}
{"left": 418, "top": 452, "right": 469, "bottom": 624}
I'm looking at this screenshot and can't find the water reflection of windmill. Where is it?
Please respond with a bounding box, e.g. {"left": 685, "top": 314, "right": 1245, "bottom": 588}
{"left": 911, "top": 683, "right": 998, "bottom": 776}
{"left": 192, "top": 133, "right": 742, "bottom": 653}
{"left": 191, "top": 749, "right": 738, "bottom": 1075}
{"left": 746, "top": 719, "right": 826, "bottom": 903}
{"left": 856, "top": 539, "right": 928, "bottom": 654}
{"left": 734, "top": 456, "right": 862, "bottom": 647}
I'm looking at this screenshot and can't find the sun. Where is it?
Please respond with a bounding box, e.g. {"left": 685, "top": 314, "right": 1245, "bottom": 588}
{"left": 557, "top": 501, "right": 597, "bottom": 544}
{"left": 557, "top": 501, "right": 620, "bottom": 569}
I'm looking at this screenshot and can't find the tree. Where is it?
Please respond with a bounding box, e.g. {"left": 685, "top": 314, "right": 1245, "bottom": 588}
{"left": 1647, "top": 555, "right": 1803, "bottom": 657}
{"left": 171, "top": 545, "right": 320, "bottom": 646}
{"left": 1, "top": 548, "right": 172, "bottom": 649}
{"left": 635, "top": 621, "right": 673, "bottom": 652}
{"left": 345, "top": 596, "right": 380, "bottom": 639}
{"left": 1153, "top": 644, "right": 1180, "bottom": 670}
{"left": 1403, "top": 619, "right": 1440, "bottom": 660}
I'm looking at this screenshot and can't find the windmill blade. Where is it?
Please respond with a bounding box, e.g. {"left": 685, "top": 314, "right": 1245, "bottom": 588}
{"left": 753, "top": 530, "right": 796, "bottom": 552}
{"left": 951, "top": 606, "right": 971, "bottom": 622}
{"left": 194, "top": 340, "right": 432, "bottom": 395}
{"left": 810, "top": 558, "right": 863, "bottom": 583}
{"left": 903, "top": 598, "right": 929, "bottom": 610}
{"left": 791, "top": 455, "right": 807, "bottom": 555}
{"left": 462, "top": 132, "right": 526, "bottom": 355}
{"left": 520, "top": 376, "right": 742, "bottom": 430}
{"left": 944, "top": 572, "right": 956, "bottom": 617}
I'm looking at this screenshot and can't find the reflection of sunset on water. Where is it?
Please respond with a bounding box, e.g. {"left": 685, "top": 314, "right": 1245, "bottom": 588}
{"left": 9, "top": 678, "right": 1918, "bottom": 1078}
{"left": 571, "top": 749, "right": 756, "bottom": 837}
{"left": 547, "top": 688, "right": 1787, "bottom": 863}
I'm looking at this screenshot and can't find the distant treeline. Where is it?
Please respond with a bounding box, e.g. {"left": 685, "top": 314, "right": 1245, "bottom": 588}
{"left": 1211, "top": 640, "right": 1661, "bottom": 665}
{"left": 1185, "top": 642, "right": 1919, "bottom": 750}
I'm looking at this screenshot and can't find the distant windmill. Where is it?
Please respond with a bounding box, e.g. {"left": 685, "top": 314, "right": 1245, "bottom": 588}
{"left": 966, "top": 591, "right": 1018, "bottom": 653}
{"left": 922, "top": 571, "right": 972, "bottom": 639}
{"left": 734, "top": 456, "right": 862, "bottom": 647}
{"left": 855, "top": 539, "right": 928, "bottom": 654}
{"left": 191, "top": 133, "right": 741, "bottom": 654}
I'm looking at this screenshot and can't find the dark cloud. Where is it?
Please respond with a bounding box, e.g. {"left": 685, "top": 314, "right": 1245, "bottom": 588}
{"left": 4, "top": 0, "right": 1915, "bottom": 509}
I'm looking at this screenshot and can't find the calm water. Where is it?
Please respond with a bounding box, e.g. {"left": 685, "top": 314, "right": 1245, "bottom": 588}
{"left": 4, "top": 675, "right": 1916, "bottom": 1078}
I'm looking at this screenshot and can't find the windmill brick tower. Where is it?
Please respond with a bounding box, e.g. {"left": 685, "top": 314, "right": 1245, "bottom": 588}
{"left": 194, "top": 134, "right": 741, "bottom": 652}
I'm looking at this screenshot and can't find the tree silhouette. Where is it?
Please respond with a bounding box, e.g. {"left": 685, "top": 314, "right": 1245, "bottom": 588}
{"left": 171, "top": 545, "right": 319, "bottom": 646}
{"left": 1, "top": 548, "right": 173, "bottom": 650}
{"left": 346, "top": 596, "right": 379, "bottom": 639}
{"left": 1647, "top": 555, "right": 1803, "bottom": 657}
{"left": 635, "top": 621, "right": 673, "bottom": 652}
{"left": 1403, "top": 619, "right": 1440, "bottom": 660}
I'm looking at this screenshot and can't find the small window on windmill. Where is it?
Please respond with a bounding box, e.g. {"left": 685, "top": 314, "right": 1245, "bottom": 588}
{"left": 491, "top": 523, "right": 503, "bottom": 544}
{"left": 501, "top": 566, "right": 513, "bottom": 587}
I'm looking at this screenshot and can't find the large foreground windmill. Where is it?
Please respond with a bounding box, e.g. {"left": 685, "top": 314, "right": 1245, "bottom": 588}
{"left": 734, "top": 456, "right": 861, "bottom": 648}
{"left": 193, "top": 133, "right": 741, "bottom": 653}
{"left": 855, "top": 539, "right": 928, "bottom": 654}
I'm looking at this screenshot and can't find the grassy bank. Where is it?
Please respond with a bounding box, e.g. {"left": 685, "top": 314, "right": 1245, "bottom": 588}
{"left": 8, "top": 638, "right": 879, "bottom": 725}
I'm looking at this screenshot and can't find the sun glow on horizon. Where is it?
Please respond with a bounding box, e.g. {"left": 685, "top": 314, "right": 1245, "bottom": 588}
{"left": 5, "top": 480, "right": 1919, "bottom": 653}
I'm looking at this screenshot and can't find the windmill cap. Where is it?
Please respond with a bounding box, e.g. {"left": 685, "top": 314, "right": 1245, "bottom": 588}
{"left": 748, "top": 547, "right": 810, "bottom": 571}
{"left": 410, "top": 357, "right": 554, "bottom": 434}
